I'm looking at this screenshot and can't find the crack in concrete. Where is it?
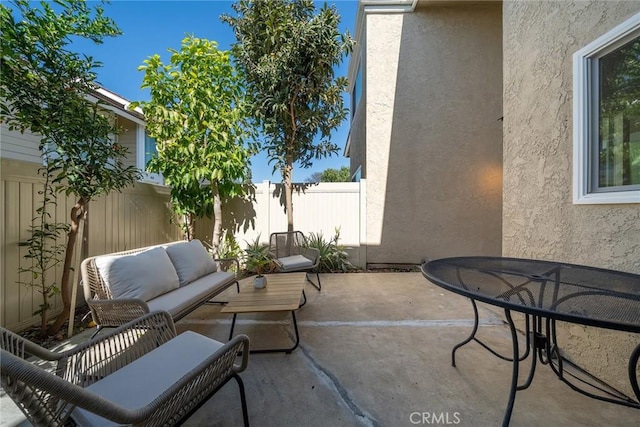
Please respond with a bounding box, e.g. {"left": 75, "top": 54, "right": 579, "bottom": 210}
{"left": 177, "top": 316, "right": 503, "bottom": 426}
{"left": 293, "top": 338, "right": 380, "bottom": 427}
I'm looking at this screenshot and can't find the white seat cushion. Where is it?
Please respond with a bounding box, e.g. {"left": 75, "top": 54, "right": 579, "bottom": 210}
{"left": 278, "top": 255, "right": 314, "bottom": 270}
{"left": 165, "top": 239, "right": 217, "bottom": 286}
{"left": 71, "top": 331, "right": 224, "bottom": 426}
{"left": 148, "top": 271, "right": 235, "bottom": 317}
{"left": 95, "top": 247, "right": 180, "bottom": 301}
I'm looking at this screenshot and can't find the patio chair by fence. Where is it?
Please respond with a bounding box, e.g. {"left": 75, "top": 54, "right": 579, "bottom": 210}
{"left": 0, "top": 311, "right": 250, "bottom": 427}
{"left": 269, "top": 231, "right": 321, "bottom": 291}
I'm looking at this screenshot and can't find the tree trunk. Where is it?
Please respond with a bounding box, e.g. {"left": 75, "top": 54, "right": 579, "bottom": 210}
{"left": 40, "top": 291, "right": 48, "bottom": 338}
{"left": 187, "top": 213, "right": 195, "bottom": 241}
{"left": 47, "top": 198, "right": 85, "bottom": 335}
{"left": 284, "top": 162, "right": 294, "bottom": 232}
{"left": 211, "top": 181, "right": 222, "bottom": 257}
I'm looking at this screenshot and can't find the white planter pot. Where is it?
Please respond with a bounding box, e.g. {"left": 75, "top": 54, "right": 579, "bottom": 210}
{"left": 253, "top": 275, "right": 267, "bottom": 289}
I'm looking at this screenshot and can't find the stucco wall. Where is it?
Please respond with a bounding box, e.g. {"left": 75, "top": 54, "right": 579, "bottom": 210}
{"left": 364, "top": 2, "right": 503, "bottom": 264}
{"left": 503, "top": 0, "right": 640, "bottom": 396}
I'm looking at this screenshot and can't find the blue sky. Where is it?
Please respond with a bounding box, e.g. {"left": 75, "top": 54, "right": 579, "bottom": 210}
{"left": 77, "top": 0, "right": 358, "bottom": 183}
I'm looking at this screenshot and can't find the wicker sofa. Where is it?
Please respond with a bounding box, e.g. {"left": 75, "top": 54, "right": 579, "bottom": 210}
{"left": 81, "top": 239, "right": 239, "bottom": 335}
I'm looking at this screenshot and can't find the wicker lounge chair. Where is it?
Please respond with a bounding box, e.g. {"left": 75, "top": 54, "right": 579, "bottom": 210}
{"left": 0, "top": 311, "right": 250, "bottom": 427}
{"left": 269, "top": 231, "right": 321, "bottom": 291}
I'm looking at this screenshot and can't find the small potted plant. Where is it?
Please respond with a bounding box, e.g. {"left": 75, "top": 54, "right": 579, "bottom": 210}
{"left": 244, "top": 236, "right": 276, "bottom": 289}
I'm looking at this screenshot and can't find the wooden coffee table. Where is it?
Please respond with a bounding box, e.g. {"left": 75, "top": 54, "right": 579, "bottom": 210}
{"left": 221, "top": 272, "right": 307, "bottom": 353}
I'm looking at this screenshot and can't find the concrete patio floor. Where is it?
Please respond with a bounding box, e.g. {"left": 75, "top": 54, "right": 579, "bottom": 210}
{"left": 2, "top": 272, "right": 639, "bottom": 426}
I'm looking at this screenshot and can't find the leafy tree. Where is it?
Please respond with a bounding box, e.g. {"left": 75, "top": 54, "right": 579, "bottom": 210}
{"left": 131, "top": 36, "right": 254, "bottom": 254}
{"left": 306, "top": 165, "right": 351, "bottom": 183}
{"left": 1, "top": 0, "right": 139, "bottom": 335}
{"left": 305, "top": 171, "right": 323, "bottom": 183}
{"left": 17, "top": 167, "right": 69, "bottom": 337}
{"left": 223, "top": 0, "right": 353, "bottom": 231}
{"left": 321, "top": 166, "right": 351, "bottom": 182}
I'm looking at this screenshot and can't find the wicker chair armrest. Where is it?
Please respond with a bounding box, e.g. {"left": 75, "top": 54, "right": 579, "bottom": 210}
{"left": 215, "top": 257, "right": 240, "bottom": 274}
{"left": 1, "top": 350, "right": 150, "bottom": 425}
{"left": 86, "top": 298, "right": 150, "bottom": 328}
{"left": 0, "top": 327, "right": 64, "bottom": 362}
{"left": 302, "top": 246, "right": 321, "bottom": 268}
{"left": 231, "top": 334, "right": 250, "bottom": 373}
{"left": 58, "top": 311, "right": 177, "bottom": 384}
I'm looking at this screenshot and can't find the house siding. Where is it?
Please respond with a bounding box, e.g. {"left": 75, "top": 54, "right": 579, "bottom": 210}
{"left": 0, "top": 123, "right": 43, "bottom": 164}
{"left": 362, "top": 2, "right": 503, "bottom": 265}
{"left": 117, "top": 116, "right": 138, "bottom": 169}
{"left": 503, "top": 0, "right": 640, "bottom": 396}
{"left": 1, "top": 116, "right": 139, "bottom": 168}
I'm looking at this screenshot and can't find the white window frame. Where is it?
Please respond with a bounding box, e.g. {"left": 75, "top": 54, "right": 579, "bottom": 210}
{"left": 573, "top": 12, "right": 640, "bottom": 204}
{"left": 136, "top": 126, "right": 164, "bottom": 185}
{"left": 351, "top": 165, "right": 362, "bottom": 182}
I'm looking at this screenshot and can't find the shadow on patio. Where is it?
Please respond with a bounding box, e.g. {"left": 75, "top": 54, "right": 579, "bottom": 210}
{"left": 2, "top": 272, "right": 638, "bottom": 426}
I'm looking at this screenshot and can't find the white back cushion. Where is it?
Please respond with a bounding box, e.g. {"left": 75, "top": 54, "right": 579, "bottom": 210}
{"left": 165, "top": 239, "right": 217, "bottom": 286}
{"left": 95, "top": 247, "right": 180, "bottom": 301}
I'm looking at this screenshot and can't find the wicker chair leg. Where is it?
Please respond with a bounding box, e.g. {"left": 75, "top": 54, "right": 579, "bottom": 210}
{"left": 305, "top": 272, "right": 321, "bottom": 292}
{"left": 234, "top": 373, "right": 250, "bottom": 427}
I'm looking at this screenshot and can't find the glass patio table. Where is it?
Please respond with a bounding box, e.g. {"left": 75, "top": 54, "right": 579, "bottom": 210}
{"left": 421, "top": 256, "right": 640, "bottom": 426}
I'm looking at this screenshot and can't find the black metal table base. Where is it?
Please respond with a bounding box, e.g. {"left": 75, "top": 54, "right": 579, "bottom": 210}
{"left": 453, "top": 298, "right": 640, "bottom": 427}
{"left": 228, "top": 310, "right": 300, "bottom": 354}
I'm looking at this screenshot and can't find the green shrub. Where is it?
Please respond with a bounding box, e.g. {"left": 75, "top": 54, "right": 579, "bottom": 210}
{"left": 204, "top": 233, "right": 242, "bottom": 273}
{"left": 243, "top": 235, "right": 278, "bottom": 275}
{"left": 306, "top": 228, "right": 357, "bottom": 273}
{"left": 217, "top": 231, "right": 242, "bottom": 260}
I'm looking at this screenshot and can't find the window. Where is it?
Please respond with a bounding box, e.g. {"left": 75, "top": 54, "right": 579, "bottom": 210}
{"left": 352, "top": 165, "right": 362, "bottom": 182}
{"left": 144, "top": 133, "right": 158, "bottom": 167}
{"left": 137, "top": 126, "right": 163, "bottom": 185}
{"left": 573, "top": 12, "right": 640, "bottom": 204}
{"left": 351, "top": 62, "right": 363, "bottom": 120}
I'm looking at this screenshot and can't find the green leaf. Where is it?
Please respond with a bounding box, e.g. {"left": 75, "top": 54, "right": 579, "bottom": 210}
{"left": 131, "top": 34, "right": 254, "bottom": 231}
{"left": 221, "top": 0, "right": 353, "bottom": 229}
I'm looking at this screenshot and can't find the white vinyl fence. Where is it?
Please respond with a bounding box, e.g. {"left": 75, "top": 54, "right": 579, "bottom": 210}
{"left": 196, "top": 180, "right": 363, "bottom": 258}
{"left": 2, "top": 172, "right": 364, "bottom": 332}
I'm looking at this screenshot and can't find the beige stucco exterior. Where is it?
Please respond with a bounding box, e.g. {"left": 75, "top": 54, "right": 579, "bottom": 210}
{"left": 503, "top": 0, "right": 640, "bottom": 397}
{"left": 348, "top": 0, "right": 640, "bottom": 405}
{"left": 350, "top": 1, "right": 503, "bottom": 265}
